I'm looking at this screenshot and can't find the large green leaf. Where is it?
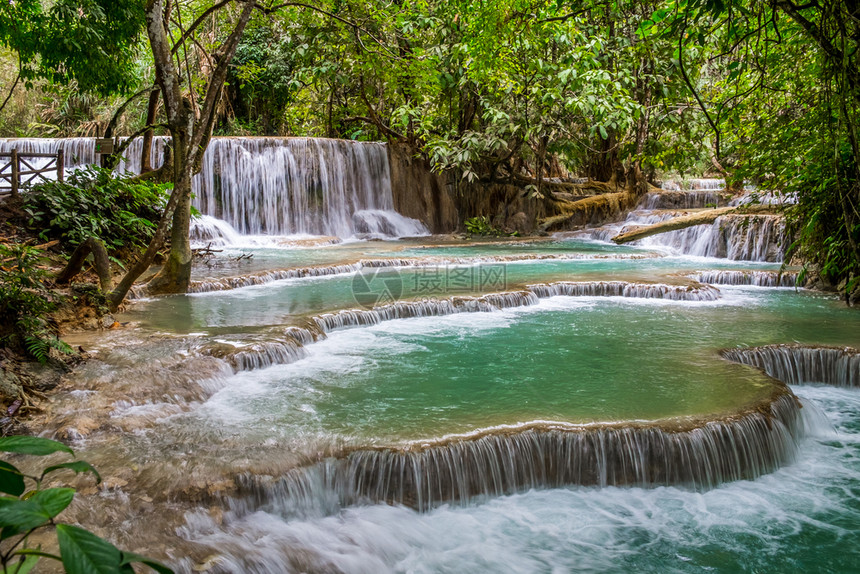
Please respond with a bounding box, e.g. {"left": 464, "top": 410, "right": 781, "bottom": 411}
{"left": 56, "top": 524, "right": 124, "bottom": 574}
{"left": 0, "top": 488, "right": 75, "bottom": 531}
{"left": 0, "top": 437, "right": 73, "bottom": 456}
{"left": 0, "top": 461, "right": 25, "bottom": 496}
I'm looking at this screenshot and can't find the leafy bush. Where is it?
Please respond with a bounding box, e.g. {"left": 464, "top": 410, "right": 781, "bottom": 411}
{"left": 464, "top": 216, "right": 503, "bottom": 237}
{"left": 783, "top": 143, "right": 860, "bottom": 297}
{"left": 0, "top": 435, "right": 171, "bottom": 573}
{"left": 23, "top": 167, "right": 171, "bottom": 254}
{"left": 0, "top": 244, "right": 70, "bottom": 363}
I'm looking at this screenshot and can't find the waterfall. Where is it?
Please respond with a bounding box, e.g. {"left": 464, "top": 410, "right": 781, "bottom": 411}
{"left": 639, "top": 191, "right": 728, "bottom": 210}
{"left": 578, "top": 211, "right": 678, "bottom": 243}
{"left": 729, "top": 190, "right": 797, "bottom": 207}
{"left": 231, "top": 393, "right": 803, "bottom": 514}
{"left": 527, "top": 281, "right": 721, "bottom": 301}
{"left": 689, "top": 270, "right": 798, "bottom": 288}
{"left": 312, "top": 292, "right": 540, "bottom": 333}
{"left": 189, "top": 215, "right": 245, "bottom": 245}
{"left": 1, "top": 136, "right": 429, "bottom": 239}
{"left": 639, "top": 214, "right": 786, "bottom": 262}
{"left": 0, "top": 137, "right": 96, "bottom": 179}
{"left": 189, "top": 138, "right": 424, "bottom": 237}
{"left": 722, "top": 345, "right": 860, "bottom": 387}
{"left": 660, "top": 178, "right": 725, "bottom": 191}
{"left": 222, "top": 341, "right": 308, "bottom": 373}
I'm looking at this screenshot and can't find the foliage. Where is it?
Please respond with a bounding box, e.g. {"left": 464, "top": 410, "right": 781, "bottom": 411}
{"left": 0, "top": 0, "right": 144, "bottom": 96}
{"left": 0, "top": 244, "right": 70, "bottom": 363}
{"left": 0, "top": 436, "right": 172, "bottom": 573}
{"left": 23, "top": 167, "right": 171, "bottom": 255}
{"left": 464, "top": 216, "right": 504, "bottom": 237}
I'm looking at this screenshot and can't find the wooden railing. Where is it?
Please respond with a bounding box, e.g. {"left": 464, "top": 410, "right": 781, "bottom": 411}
{"left": 0, "top": 149, "right": 65, "bottom": 198}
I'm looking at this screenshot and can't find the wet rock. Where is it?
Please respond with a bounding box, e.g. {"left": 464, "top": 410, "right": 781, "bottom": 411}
{"left": 506, "top": 211, "right": 531, "bottom": 234}
{"left": 0, "top": 368, "right": 22, "bottom": 402}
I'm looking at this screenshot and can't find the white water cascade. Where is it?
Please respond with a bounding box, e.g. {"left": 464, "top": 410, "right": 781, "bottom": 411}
{"left": 577, "top": 185, "right": 786, "bottom": 262}
{"left": 0, "top": 137, "right": 429, "bottom": 240}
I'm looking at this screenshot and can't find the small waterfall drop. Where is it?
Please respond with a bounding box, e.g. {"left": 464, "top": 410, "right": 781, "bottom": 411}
{"left": 231, "top": 393, "right": 803, "bottom": 514}
{"left": 0, "top": 137, "right": 96, "bottom": 178}
{"left": 722, "top": 345, "right": 860, "bottom": 387}
{"left": 689, "top": 270, "right": 798, "bottom": 287}
{"left": 639, "top": 214, "right": 785, "bottom": 261}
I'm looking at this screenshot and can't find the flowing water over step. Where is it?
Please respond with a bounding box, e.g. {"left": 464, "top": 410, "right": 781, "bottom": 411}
{"left": 688, "top": 269, "right": 799, "bottom": 287}
{"left": 723, "top": 345, "right": 860, "bottom": 387}
{"left": 237, "top": 392, "right": 802, "bottom": 513}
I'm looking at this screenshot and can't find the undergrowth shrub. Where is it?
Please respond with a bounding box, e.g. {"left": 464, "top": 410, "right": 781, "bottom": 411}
{"left": 0, "top": 244, "right": 70, "bottom": 362}
{"left": 23, "top": 167, "right": 171, "bottom": 255}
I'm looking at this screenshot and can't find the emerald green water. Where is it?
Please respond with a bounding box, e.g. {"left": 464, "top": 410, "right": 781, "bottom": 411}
{"left": 176, "top": 287, "right": 857, "bottom": 445}
{"left": 134, "top": 242, "right": 790, "bottom": 332}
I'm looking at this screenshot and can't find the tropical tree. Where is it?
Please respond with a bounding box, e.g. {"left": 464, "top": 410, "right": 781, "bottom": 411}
{"left": 0, "top": 0, "right": 144, "bottom": 113}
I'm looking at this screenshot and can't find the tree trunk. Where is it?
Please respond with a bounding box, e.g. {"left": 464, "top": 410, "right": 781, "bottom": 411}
{"left": 55, "top": 238, "right": 112, "bottom": 292}
{"left": 586, "top": 132, "right": 621, "bottom": 183}
{"left": 141, "top": 89, "right": 160, "bottom": 172}
{"left": 145, "top": 139, "right": 194, "bottom": 294}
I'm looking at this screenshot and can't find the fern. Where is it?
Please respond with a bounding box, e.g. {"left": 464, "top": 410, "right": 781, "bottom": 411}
{"left": 23, "top": 336, "right": 49, "bottom": 364}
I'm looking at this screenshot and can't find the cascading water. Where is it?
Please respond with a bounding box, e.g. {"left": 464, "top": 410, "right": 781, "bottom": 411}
{"left": 689, "top": 270, "right": 798, "bottom": 287}
{"left": 660, "top": 178, "right": 726, "bottom": 191}
{"left": 581, "top": 206, "right": 786, "bottom": 262}
{"left": 189, "top": 138, "right": 426, "bottom": 238}
{"left": 0, "top": 137, "right": 96, "bottom": 177}
{"left": 638, "top": 214, "right": 785, "bottom": 261}
{"left": 639, "top": 190, "right": 728, "bottom": 210}
{"left": 230, "top": 392, "right": 803, "bottom": 515}
{"left": 1, "top": 136, "right": 429, "bottom": 240}
{"left": 722, "top": 345, "right": 860, "bottom": 387}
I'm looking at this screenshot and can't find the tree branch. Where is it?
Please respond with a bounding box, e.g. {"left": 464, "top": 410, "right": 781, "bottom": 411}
{"left": 170, "top": 0, "right": 235, "bottom": 54}
{"left": 104, "top": 85, "right": 159, "bottom": 138}
{"left": 258, "top": 2, "right": 399, "bottom": 58}
{"left": 0, "top": 72, "right": 21, "bottom": 116}
{"left": 678, "top": 11, "right": 722, "bottom": 160}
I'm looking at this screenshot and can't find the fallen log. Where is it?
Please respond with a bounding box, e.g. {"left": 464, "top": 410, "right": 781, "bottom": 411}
{"left": 539, "top": 191, "right": 637, "bottom": 231}
{"left": 611, "top": 204, "right": 781, "bottom": 244}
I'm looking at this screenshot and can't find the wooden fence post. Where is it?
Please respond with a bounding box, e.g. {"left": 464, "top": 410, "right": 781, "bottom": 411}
{"left": 10, "top": 148, "right": 18, "bottom": 198}
{"left": 57, "top": 148, "right": 65, "bottom": 182}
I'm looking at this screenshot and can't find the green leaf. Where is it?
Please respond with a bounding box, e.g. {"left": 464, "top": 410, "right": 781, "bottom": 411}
{"left": 41, "top": 462, "right": 101, "bottom": 484}
{"left": 0, "top": 462, "right": 26, "bottom": 496}
{"left": 56, "top": 524, "right": 127, "bottom": 574}
{"left": 120, "top": 552, "right": 174, "bottom": 574}
{"left": 598, "top": 125, "right": 608, "bottom": 140}
{"left": 0, "top": 437, "right": 73, "bottom": 457}
{"left": 0, "top": 489, "right": 75, "bottom": 531}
